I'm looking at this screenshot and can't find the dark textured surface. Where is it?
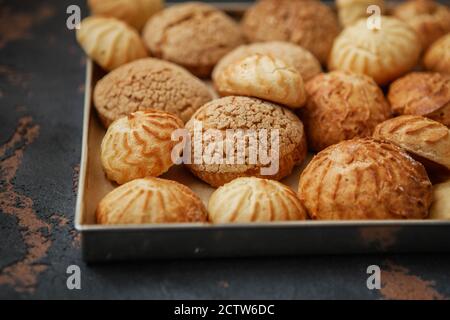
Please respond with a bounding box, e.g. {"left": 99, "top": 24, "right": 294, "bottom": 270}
{"left": 0, "top": 0, "right": 450, "bottom": 300}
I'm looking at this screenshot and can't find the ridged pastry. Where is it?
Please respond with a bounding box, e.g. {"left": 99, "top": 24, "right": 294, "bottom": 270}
{"left": 424, "top": 34, "right": 450, "bottom": 74}
{"left": 142, "top": 2, "right": 244, "bottom": 77}
{"left": 100, "top": 110, "right": 184, "bottom": 184}
{"left": 214, "top": 53, "right": 306, "bottom": 109}
{"left": 387, "top": 72, "right": 450, "bottom": 127}
{"left": 213, "top": 41, "right": 322, "bottom": 83}
{"left": 429, "top": 180, "right": 450, "bottom": 219}
{"left": 301, "top": 71, "right": 391, "bottom": 151}
{"left": 93, "top": 58, "right": 213, "bottom": 127}
{"left": 328, "top": 17, "right": 421, "bottom": 85}
{"left": 76, "top": 16, "right": 147, "bottom": 71}
{"left": 373, "top": 115, "right": 450, "bottom": 170}
{"left": 241, "top": 0, "right": 340, "bottom": 64}
{"left": 96, "top": 178, "right": 208, "bottom": 224}
{"left": 208, "top": 177, "right": 307, "bottom": 223}
{"left": 185, "top": 96, "right": 307, "bottom": 187}
{"left": 298, "top": 138, "right": 432, "bottom": 220}
{"left": 393, "top": 0, "right": 450, "bottom": 50}
{"left": 336, "top": 0, "right": 385, "bottom": 27}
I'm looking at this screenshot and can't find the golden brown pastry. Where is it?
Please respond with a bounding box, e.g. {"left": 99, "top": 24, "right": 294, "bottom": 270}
{"left": 96, "top": 178, "right": 208, "bottom": 224}
{"left": 373, "top": 115, "right": 450, "bottom": 170}
{"left": 429, "top": 180, "right": 450, "bottom": 219}
{"left": 93, "top": 58, "right": 213, "bottom": 127}
{"left": 185, "top": 96, "right": 307, "bottom": 187}
{"left": 336, "top": 0, "right": 385, "bottom": 27}
{"left": 100, "top": 110, "right": 184, "bottom": 184}
{"left": 214, "top": 53, "right": 306, "bottom": 109}
{"left": 393, "top": 0, "right": 450, "bottom": 50}
{"left": 208, "top": 177, "right": 307, "bottom": 223}
{"left": 88, "top": 0, "right": 163, "bottom": 30}
{"left": 213, "top": 41, "right": 322, "bottom": 83}
{"left": 301, "top": 71, "right": 391, "bottom": 151}
{"left": 76, "top": 16, "right": 147, "bottom": 71}
{"left": 241, "top": 0, "right": 340, "bottom": 64}
{"left": 142, "top": 2, "right": 244, "bottom": 77}
{"left": 328, "top": 17, "right": 421, "bottom": 85}
{"left": 298, "top": 138, "right": 432, "bottom": 220}
{"left": 424, "top": 33, "right": 450, "bottom": 74}
{"left": 388, "top": 72, "right": 450, "bottom": 127}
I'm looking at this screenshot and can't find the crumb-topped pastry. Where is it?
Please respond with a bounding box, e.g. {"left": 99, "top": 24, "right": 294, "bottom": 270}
{"left": 424, "top": 33, "right": 450, "bottom": 75}
{"left": 96, "top": 178, "right": 208, "bottom": 224}
{"left": 298, "top": 138, "right": 432, "bottom": 220}
{"left": 208, "top": 177, "right": 307, "bottom": 223}
{"left": 336, "top": 0, "right": 385, "bottom": 27}
{"left": 93, "top": 58, "right": 213, "bottom": 127}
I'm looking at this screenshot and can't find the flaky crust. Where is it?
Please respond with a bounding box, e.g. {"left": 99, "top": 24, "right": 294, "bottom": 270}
{"left": 429, "top": 180, "right": 450, "bottom": 219}
{"left": 185, "top": 96, "right": 307, "bottom": 187}
{"left": 328, "top": 17, "right": 421, "bottom": 85}
{"left": 336, "top": 0, "right": 385, "bottom": 27}
{"left": 142, "top": 2, "right": 244, "bottom": 77}
{"left": 393, "top": 0, "right": 450, "bottom": 50}
{"left": 76, "top": 16, "right": 147, "bottom": 71}
{"left": 208, "top": 177, "right": 307, "bottom": 223}
{"left": 388, "top": 72, "right": 450, "bottom": 127}
{"left": 241, "top": 0, "right": 339, "bottom": 64}
{"left": 93, "top": 58, "right": 213, "bottom": 127}
{"left": 301, "top": 71, "right": 391, "bottom": 151}
{"left": 96, "top": 178, "right": 208, "bottom": 224}
{"left": 298, "top": 138, "right": 432, "bottom": 220}
{"left": 424, "top": 33, "right": 450, "bottom": 74}
{"left": 214, "top": 53, "right": 306, "bottom": 108}
{"left": 100, "top": 110, "right": 184, "bottom": 184}
{"left": 373, "top": 115, "right": 450, "bottom": 170}
{"left": 213, "top": 41, "right": 322, "bottom": 82}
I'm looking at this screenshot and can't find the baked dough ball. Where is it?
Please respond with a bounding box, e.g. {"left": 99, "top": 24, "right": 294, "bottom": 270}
{"left": 298, "top": 138, "right": 432, "bottom": 220}
{"left": 93, "top": 58, "right": 213, "bottom": 127}
{"left": 301, "top": 71, "right": 391, "bottom": 151}
{"left": 373, "top": 115, "right": 450, "bottom": 170}
{"left": 142, "top": 2, "right": 244, "bottom": 77}
{"left": 213, "top": 41, "right": 322, "bottom": 83}
{"left": 429, "top": 180, "right": 450, "bottom": 219}
{"left": 185, "top": 96, "right": 307, "bottom": 187}
{"left": 393, "top": 0, "right": 450, "bottom": 50}
{"left": 328, "top": 17, "right": 421, "bottom": 85}
{"left": 241, "top": 0, "right": 340, "bottom": 64}
{"left": 208, "top": 177, "right": 307, "bottom": 223}
{"left": 388, "top": 72, "right": 450, "bottom": 127}
{"left": 100, "top": 110, "right": 184, "bottom": 184}
{"left": 96, "top": 178, "right": 207, "bottom": 224}
{"left": 214, "top": 53, "right": 306, "bottom": 108}
{"left": 76, "top": 16, "right": 147, "bottom": 71}
{"left": 88, "top": 0, "right": 163, "bottom": 30}
{"left": 336, "top": 0, "right": 385, "bottom": 27}
{"left": 424, "top": 34, "right": 450, "bottom": 74}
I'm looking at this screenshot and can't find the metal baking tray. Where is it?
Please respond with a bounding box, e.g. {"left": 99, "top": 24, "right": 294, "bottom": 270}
{"left": 75, "top": 3, "right": 450, "bottom": 262}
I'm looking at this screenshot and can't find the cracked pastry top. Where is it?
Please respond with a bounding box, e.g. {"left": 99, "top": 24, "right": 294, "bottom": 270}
{"left": 142, "top": 2, "right": 244, "bottom": 78}
{"left": 93, "top": 58, "right": 213, "bottom": 127}
{"left": 336, "top": 0, "right": 385, "bottom": 27}
{"left": 96, "top": 177, "right": 208, "bottom": 224}
{"left": 298, "top": 138, "right": 432, "bottom": 220}
{"left": 241, "top": 0, "right": 340, "bottom": 64}
{"left": 208, "top": 177, "right": 307, "bottom": 223}
{"left": 424, "top": 33, "right": 450, "bottom": 75}
{"left": 328, "top": 17, "right": 421, "bottom": 85}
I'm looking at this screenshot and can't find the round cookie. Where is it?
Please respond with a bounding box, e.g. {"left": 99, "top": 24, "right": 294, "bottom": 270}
{"left": 185, "top": 96, "right": 307, "bottom": 187}
{"left": 424, "top": 33, "right": 450, "bottom": 74}
{"left": 96, "top": 178, "right": 208, "bottom": 224}
{"left": 300, "top": 71, "right": 391, "bottom": 151}
{"left": 214, "top": 53, "right": 306, "bottom": 109}
{"left": 76, "top": 16, "right": 147, "bottom": 71}
{"left": 388, "top": 72, "right": 450, "bottom": 127}
{"left": 328, "top": 17, "right": 421, "bottom": 85}
{"left": 208, "top": 177, "right": 307, "bottom": 223}
{"left": 213, "top": 41, "right": 322, "bottom": 83}
{"left": 142, "top": 2, "right": 244, "bottom": 77}
{"left": 336, "top": 0, "right": 385, "bottom": 27}
{"left": 93, "top": 58, "right": 213, "bottom": 127}
{"left": 241, "top": 0, "right": 340, "bottom": 64}
{"left": 298, "top": 138, "right": 432, "bottom": 220}
{"left": 100, "top": 110, "right": 184, "bottom": 184}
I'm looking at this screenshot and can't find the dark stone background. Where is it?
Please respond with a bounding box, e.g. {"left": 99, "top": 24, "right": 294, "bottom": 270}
{"left": 0, "top": 0, "right": 449, "bottom": 299}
